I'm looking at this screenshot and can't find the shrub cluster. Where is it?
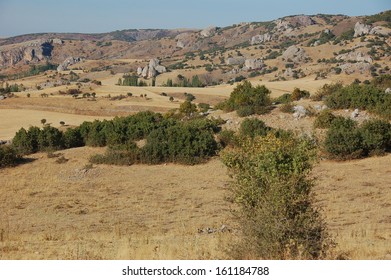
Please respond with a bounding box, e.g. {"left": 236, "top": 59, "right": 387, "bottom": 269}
{"left": 0, "top": 146, "right": 21, "bottom": 168}
{"left": 91, "top": 118, "right": 219, "bottom": 165}
{"left": 324, "top": 117, "right": 391, "bottom": 159}
{"left": 12, "top": 111, "right": 221, "bottom": 166}
{"left": 313, "top": 110, "right": 336, "bottom": 129}
{"left": 218, "top": 81, "right": 272, "bottom": 117}
{"left": 322, "top": 76, "right": 391, "bottom": 119}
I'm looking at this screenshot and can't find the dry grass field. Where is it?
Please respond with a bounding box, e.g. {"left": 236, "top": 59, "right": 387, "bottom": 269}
{"left": 0, "top": 148, "right": 234, "bottom": 260}
{"left": 1, "top": 70, "right": 390, "bottom": 260}
{"left": 0, "top": 146, "right": 390, "bottom": 259}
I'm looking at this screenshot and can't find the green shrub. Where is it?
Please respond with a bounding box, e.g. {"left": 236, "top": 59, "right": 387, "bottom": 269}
{"left": 237, "top": 105, "right": 255, "bottom": 117}
{"left": 313, "top": 110, "right": 336, "bottom": 129}
{"left": 274, "top": 93, "right": 291, "bottom": 104}
{"left": 198, "top": 103, "right": 210, "bottom": 113}
{"left": 221, "top": 133, "right": 332, "bottom": 259}
{"left": 0, "top": 146, "right": 20, "bottom": 168}
{"left": 311, "top": 82, "right": 343, "bottom": 101}
{"left": 324, "top": 118, "right": 362, "bottom": 159}
{"left": 140, "top": 120, "right": 218, "bottom": 165}
{"left": 359, "top": 119, "right": 391, "bottom": 156}
{"left": 37, "top": 126, "right": 64, "bottom": 151}
{"left": 324, "top": 82, "right": 391, "bottom": 119}
{"left": 222, "top": 81, "right": 272, "bottom": 116}
{"left": 291, "top": 88, "right": 310, "bottom": 101}
{"left": 64, "top": 127, "right": 84, "bottom": 148}
{"left": 239, "top": 118, "right": 270, "bottom": 138}
{"left": 217, "top": 130, "right": 237, "bottom": 148}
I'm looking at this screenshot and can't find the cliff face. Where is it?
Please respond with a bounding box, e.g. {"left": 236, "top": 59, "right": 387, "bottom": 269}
{"left": 0, "top": 39, "right": 62, "bottom": 67}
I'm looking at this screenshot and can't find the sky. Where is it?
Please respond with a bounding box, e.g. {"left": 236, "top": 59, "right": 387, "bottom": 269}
{"left": 0, "top": 0, "right": 390, "bottom": 37}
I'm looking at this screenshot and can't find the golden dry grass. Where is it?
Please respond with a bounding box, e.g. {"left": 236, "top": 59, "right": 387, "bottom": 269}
{"left": 1, "top": 146, "right": 390, "bottom": 259}
{"left": 313, "top": 155, "right": 391, "bottom": 260}
{"left": 1, "top": 72, "right": 391, "bottom": 260}
{"left": 0, "top": 148, "right": 234, "bottom": 259}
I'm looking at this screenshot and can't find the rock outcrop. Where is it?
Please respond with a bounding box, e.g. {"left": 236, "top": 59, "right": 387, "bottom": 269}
{"left": 290, "top": 15, "right": 316, "bottom": 27}
{"left": 339, "top": 62, "right": 371, "bottom": 75}
{"left": 282, "top": 45, "right": 308, "bottom": 63}
{"left": 293, "top": 105, "right": 307, "bottom": 119}
{"left": 251, "top": 33, "right": 272, "bottom": 45}
{"left": 200, "top": 26, "right": 217, "bottom": 37}
{"left": 354, "top": 22, "right": 373, "bottom": 37}
{"left": 354, "top": 21, "right": 391, "bottom": 37}
{"left": 243, "top": 58, "right": 264, "bottom": 70}
{"left": 57, "top": 57, "right": 82, "bottom": 71}
{"left": 226, "top": 57, "right": 246, "bottom": 65}
{"left": 336, "top": 51, "right": 373, "bottom": 63}
{"left": 0, "top": 39, "right": 57, "bottom": 67}
{"left": 175, "top": 32, "right": 194, "bottom": 49}
{"left": 138, "top": 58, "right": 166, "bottom": 79}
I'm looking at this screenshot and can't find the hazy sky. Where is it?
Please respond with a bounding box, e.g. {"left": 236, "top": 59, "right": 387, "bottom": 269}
{"left": 0, "top": 0, "right": 389, "bottom": 37}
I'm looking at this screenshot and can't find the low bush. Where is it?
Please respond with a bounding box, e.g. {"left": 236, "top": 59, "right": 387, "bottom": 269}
{"left": 221, "top": 133, "right": 332, "bottom": 259}
{"left": 313, "top": 110, "right": 336, "bottom": 129}
{"left": 239, "top": 118, "right": 270, "bottom": 138}
{"left": 291, "top": 88, "right": 310, "bottom": 101}
{"left": 219, "top": 81, "right": 272, "bottom": 117}
{"left": 324, "top": 117, "right": 391, "bottom": 159}
{"left": 274, "top": 93, "right": 291, "bottom": 104}
{"left": 324, "top": 76, "right": 391, "bottom": 120}
{"left": 0, "top": 146, "right": 20, "bottom": 168}
{"left": 311, "top": 82, "right": 343, "bottom": 101}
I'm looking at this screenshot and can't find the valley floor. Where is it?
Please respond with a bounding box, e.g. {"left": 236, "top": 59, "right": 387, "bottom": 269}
{"left": 0, "top": 146, "right": 390, "bottom": 259}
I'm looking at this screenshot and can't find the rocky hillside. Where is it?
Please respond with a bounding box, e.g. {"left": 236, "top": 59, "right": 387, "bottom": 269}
{"left": 0, "top": 11, "right": 390, "bottom": 81}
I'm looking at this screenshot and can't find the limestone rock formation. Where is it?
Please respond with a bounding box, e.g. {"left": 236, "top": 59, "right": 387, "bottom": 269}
{"left": 57, "top": 57, "right": 82, "bottom": 71}
{"left": 141, "top": 65, "right": 149, "bottom": 78}
{"left": 354, "top": 22, "right": 373, "bottom": 37}
{"left": 0, "top": 39, "right": 54, "bottom": 67}
{"left": 139, "top": 58, "right": 166, "bottom": 79}
{"left": 336, "top": 51, "right": 373, "bottom": 63}
{"left": 226, "top": 57, "right": 246, "bottom": 65}
{"left": 339, "top": 62, "right": 371, "bottom": 75}
{"left": 175, "top": 32, "right": 193, "bottom": 49}
{"left": 293, "top": 105, "right": 307, "bottom": 119}
{"left": 200, "top": 26, "right": 217, "bottom": 37}
{"left": 354, "top": 21, "right": 391, "bottom": 37}
{"left": 251, "top": 33, "right": 272, "bottom": 45}
{"left": 282, "top": 45, "right": 308, "bottom": 63}
{"left": 243, "top": 58, "right": 264, "bottom": 70}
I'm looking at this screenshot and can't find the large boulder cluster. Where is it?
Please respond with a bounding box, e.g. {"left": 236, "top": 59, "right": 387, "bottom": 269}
{"left": 354, "top": 22, "right": 391, "bottom": 37}
{"left": 57, "top": 57, "right": 82, "bottom": 72}
{"left": 137, "top": 58, "right": 167, "bottom": 79}
{"left": 282, "top": 45, "right": 308, "bottom": 63}
{"left": 251, "top": 33, "right": 272, "bottom": 45}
